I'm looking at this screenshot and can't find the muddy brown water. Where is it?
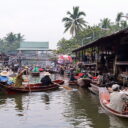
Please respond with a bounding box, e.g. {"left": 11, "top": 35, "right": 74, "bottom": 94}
{"left": 0, "top": 74, "right": 128, "bottom": 128}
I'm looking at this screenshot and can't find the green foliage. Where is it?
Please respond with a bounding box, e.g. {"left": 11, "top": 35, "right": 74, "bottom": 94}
{"left": 57, "top": 38, "right": 80, "bottom": 54}
{"left": 0, "top": 32, "right": 24, "bottom": 53}
{"left": 59, "top": 9, "right": 128, "bottom": 54}
{"left": 62, "top": 6, "right": 87, "bottom": 37}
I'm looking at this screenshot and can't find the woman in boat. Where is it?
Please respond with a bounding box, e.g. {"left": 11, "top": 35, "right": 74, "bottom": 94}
{"left": 107, "top": 84, "right": 127, "bottom": 113}
{"left": 15, "top": 69, "right": 27, "bottom": 87}
{"left": 41, "top": 72, "right": 52, "bottom": 86}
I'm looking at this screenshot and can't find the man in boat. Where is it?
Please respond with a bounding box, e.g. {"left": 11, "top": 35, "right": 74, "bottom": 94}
{"left": 107, "top": 84, "right": 127, "bottom": 113}
{"left": 15, "top": 69, "right": 28, "bottom": 87}
{"left": 41, "top": 72, "right": 52, "bottom": 86}
{"left": 0, "top": 71, "right": 13, "bottom": 85}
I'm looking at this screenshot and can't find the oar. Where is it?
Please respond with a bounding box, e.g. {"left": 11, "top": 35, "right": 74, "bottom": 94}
{"left": 25, "top": 69, "right": 31, "bottom": 93}
{"left": 54, "top": 82, "right": 74, "bottom": 90}
{"left": 61, "top": 85, "right": 73, "bottom": 90}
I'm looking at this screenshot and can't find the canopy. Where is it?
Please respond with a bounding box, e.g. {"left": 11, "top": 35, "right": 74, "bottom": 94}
{"left": 58, "top": 55, "right": 73, "bottom": 64}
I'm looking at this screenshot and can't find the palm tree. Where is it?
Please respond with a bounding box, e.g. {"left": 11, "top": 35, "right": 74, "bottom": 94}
{"left": 120, "top": 20, "right": 128, "bottom": 29}
{"left": 4, "top": 32, "right": 17, "bottom": 44}
{"left": 62, "top": 6, "right": 87, "bottom": 37}
{"left": 16, "top": 33, "right": 24, "bottom": 42}
{"left": 99, "top": 18, "right": 111, "bottom": 29}
{"left": 116, "top": 12, "right": 124, "bottom": 23}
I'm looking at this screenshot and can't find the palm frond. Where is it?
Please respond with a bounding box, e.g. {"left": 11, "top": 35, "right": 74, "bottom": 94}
{"left": 62, "top": 17, "right": 72, "bottom": 22}
{"left": 116, "top": 12, "right": 124, "bottom": 22}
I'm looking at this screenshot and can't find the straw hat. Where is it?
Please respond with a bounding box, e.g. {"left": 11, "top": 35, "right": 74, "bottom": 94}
{"left": 43, "top": 72, "right": 51, "bottom": 76}
{"left": 112, "top": 84, "right": 120, "bottom": 90}
{"left": 24, "top": 66, "right": 28, "bottom": 69}
{"left": 0, "top": 71, "right": 9, "bottom": 76}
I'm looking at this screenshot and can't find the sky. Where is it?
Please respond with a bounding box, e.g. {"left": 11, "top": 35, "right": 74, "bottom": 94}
{"left": 0, "top": 0, "right": 127, "bottom": 49}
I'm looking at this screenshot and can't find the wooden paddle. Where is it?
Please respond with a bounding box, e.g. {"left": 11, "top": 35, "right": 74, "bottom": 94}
{"left": 61, "top": 85, "right": 73, "bottom": 90}
{"left": 54, "top": 82, "right": 73, "bottom": 90}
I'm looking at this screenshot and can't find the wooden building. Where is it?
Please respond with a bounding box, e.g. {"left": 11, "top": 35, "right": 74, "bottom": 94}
{"left": 72, "top": 28, "right": 128, "bottom": 79}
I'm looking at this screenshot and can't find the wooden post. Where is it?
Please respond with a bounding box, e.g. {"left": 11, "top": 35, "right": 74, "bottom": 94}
{"left": 113, "top": 55, "right": 117, "bottom": 76}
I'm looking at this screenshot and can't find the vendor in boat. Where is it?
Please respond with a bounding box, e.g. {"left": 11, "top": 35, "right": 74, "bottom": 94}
{"left": 33, "top": 65, "right": 39, "bottom": 72}
{"left": 41, "top": 72, "right": 52, "bottom": 86}
{"left": 0, "top": 71, "right": 13, "bottom": 85}
{"left": 92, "top": 72, "right": 103, "bottom": 86}
{"left": 15, "top": 69, "right": 28, "bottom": 87}
{"left": 107, "top": 84, "right": 127, "bottom": 113}
{"left": 69, "top": 72, "right": 76, "bottom": 82}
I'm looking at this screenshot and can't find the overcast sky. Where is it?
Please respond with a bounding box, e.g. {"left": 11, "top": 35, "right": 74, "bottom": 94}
{"left": 0, "top": 0, "right": 127, "bottom": 49}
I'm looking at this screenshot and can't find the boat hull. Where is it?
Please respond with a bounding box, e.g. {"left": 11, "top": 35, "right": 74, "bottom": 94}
{"left": 99, "top": 87, "right": 128, "bottom": 118}
{"left": 0, "top": 80, "right": 64, "bottom": 94}
{"left": 89, "top": 83, "right": 99, "bottom": 95}
{"left": 31, "top": 72, "right": 40, "bottom": 76}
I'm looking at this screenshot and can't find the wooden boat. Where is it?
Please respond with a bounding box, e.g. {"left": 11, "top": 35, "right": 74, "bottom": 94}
{"left": 99, "top": 87, "right": 128, "bottom": 118}
{"left": 77, "top": 78, "right": 91, "bottom": 88}
{"left": 68, "top": 81, "right": 77, "bottom": 86}
{"left": 53, "top": 80, "right": 64, "bottom": 85}
{"left": 31, "top": 72, "right": 40, "bottom": 76}
{"left": 0, "top": 83, "right": 59, "bottom": 93}
{"left": 88, "top": 83, "right": 99, "bottom": 95}
{"left": 0, "top": 80, "right": 64, "bottom": 94}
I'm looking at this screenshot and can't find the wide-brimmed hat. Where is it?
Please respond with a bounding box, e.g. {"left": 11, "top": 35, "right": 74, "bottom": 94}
{"left": 24, "top": 66, "right": 28, "bottom": 69}
{"left": 112, "top": 84, "right": 120, "bottom": 90}
{"left": 0, "top": 71, "right": 9, "bottom": 76}
{"left": 43, "top": 72, "right": 51, "bottom": 76}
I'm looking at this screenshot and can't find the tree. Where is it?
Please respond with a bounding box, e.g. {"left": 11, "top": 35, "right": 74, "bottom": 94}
{"left": 16, "top": 33, "right": 24, "bottom": 42}
{"left": 4, "top": 32, "right": 17, "bottom": 44}
{"left": 99, "top": 18, "right": 111, "bottom": 29}
{"left": 120, "top": 20, "right": 128, "bottom": 29}
{"left": 62, "top": 6, "right": 87, "bottom": 37}
{"left": 115, "top": 12, "right": 128, "bottom": 30}
{"left": 116, "top": 12, "right": 124, "bottom": 23}
{"left": 57, "top": 38, "right": 80, "bottom": 54}
{"left": 0, "top": 32, "right": 25, "bottom": 53}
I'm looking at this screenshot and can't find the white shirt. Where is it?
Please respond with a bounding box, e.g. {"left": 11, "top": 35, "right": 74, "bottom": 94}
{"left": 107, "top": 91, "right": 126, "bottom": 113}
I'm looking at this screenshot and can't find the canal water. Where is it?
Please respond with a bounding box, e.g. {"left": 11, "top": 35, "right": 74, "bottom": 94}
{"left": 0, "top": 74, "right": 128, "bottom": 128}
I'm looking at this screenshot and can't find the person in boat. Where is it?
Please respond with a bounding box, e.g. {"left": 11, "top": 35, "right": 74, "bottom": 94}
{"left": 15, "top": 69, "right": 28, "bottom": 87}
{"left": 0, "top": 71, "right": 13, "bottom": 85}
{"left": 41, "top": 72, "right": 52, "bottom": 86}
{"left": 33, "top": 65, "right": 39, "bottom": 72}
{"left": 92, "top": 72, "right": 103, "bottom": 86}
{"left": 23, "top": 66, "right": 29, "bottom": 75}
{"left": 69, "top": 72, "right": 76, "bottom": 82}
{"left": 107, "top": 84, "right": 127, "bottom": 113}
{"left": 60, "top": 66, "right": 64, "bottom": 75}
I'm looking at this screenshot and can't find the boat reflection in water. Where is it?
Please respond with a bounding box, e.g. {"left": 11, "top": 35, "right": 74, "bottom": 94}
{"left": 108, "top": 115, "right": 128, "bottom": 128}
{"left": 41, "top": 93, "right": 50, "bottom": 104}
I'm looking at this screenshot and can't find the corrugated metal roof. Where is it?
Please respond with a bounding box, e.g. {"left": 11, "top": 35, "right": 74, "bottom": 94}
{"left": 72, "top": 28, "right": 128, "bottom": 52}
{"left": 17, "top": 48, "right": 52, "bottom": 51}
{"left": 20, "top": 41, "right": 49, "bottom": 49}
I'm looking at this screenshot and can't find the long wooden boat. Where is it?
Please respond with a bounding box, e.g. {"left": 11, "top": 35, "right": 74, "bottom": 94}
{"left": 31, "top": 72, "right": 40, "bottom": 76}
{"left": 53, "top": 80, "right": 64, "bottom": 85}
{"left": 0, "top": 80, "right": 64, "bottom": 94}
{"left": 88, "top": 83, "right": 99, "bottom": 95}
{"left": 68, "top": 81, "right": 77, "bottom": 86}
{"left": 99, "top": 87, "right": 128, "bottom": 118}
